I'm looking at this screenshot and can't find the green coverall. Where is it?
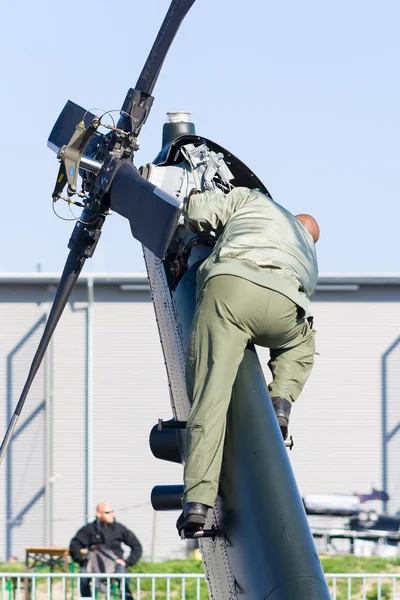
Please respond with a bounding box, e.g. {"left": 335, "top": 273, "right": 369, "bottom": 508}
{"left": 182, "top": 187, "right": 318, "bottom": 507}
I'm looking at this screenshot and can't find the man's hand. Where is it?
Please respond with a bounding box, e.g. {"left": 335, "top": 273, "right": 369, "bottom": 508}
{"left": 115, "top": 559, "right": 126, "bottom": 567}
{"left": 188, "top": 188, "right": 200, "bottom": 199}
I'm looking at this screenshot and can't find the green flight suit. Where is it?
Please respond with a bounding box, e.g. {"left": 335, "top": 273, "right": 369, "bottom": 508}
{"left": 182, "top": 187, "right": 318, "bottom": 507}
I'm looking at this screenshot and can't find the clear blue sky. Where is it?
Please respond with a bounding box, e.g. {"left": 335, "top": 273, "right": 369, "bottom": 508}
{"left": 1, "top": 0, "right": 399, "bottom": 274}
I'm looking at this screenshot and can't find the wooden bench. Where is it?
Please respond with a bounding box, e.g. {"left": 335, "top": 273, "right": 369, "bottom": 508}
{"left": 24, "top": 547, "right": 70, "bottom": 600}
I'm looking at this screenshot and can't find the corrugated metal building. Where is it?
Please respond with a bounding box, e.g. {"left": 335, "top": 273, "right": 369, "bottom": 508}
{"left": 1, "top": 273, "right": 399, "bottom": 562}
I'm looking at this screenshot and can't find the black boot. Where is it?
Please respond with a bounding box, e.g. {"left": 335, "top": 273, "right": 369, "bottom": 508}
{"left": 176, "top": 502, "right": 210, "bottom": 536}
{"left": 271, "top": 397, "right": 292, "bottom": 440}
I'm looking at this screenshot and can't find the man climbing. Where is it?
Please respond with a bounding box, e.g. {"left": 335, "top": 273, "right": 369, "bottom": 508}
{"left": 176, "top": 186, "right": 320, "bottom": 536}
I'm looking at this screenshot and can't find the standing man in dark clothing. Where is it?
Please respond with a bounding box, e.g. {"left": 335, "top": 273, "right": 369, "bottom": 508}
{"left": 69, "top": 502, "right": 142, "bottom": 599}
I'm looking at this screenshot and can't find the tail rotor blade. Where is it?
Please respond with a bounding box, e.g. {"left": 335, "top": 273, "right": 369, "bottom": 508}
{"left": 110, "top": 161, "right": 182, "bottom": 258}
{"left": 119, "top": 0, "right": 197, "bottom": 135}
{"left": 135, "top": 0, "right": 196, "bottom": 96}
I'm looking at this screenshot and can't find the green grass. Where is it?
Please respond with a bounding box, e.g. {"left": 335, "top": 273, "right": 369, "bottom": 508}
{"left": 321, "top": 555, "right": 400, "bottom": 573}
{"left": 129, "top": 560, "right": 205, "bottom": 574}
{"left": 2, "top": 555, "right": 400, "bottom": 575}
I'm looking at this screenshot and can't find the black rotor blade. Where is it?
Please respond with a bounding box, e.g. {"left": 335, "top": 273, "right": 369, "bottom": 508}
{"left": 135, "top": 0, "right": 196, "bottom": 96}
{"left": 48, "top": 100, "right": 96, "bottom": 154}
{"left": 0, "top": 210, "right": 104, "bottom": 465}
{"left": 109, "top": 161, "right": 181, "bottom": 258}
{"left": 119, "top": 0, "right": 196, "bottom": 135}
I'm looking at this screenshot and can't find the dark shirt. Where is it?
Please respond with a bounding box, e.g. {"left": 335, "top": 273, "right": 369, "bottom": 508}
{"left": 69, "top": 520, "right": 142, "bottom": 567}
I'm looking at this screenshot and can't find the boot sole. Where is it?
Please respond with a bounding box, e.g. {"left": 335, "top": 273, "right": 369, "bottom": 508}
{"left": 177, "top": 513, "right": 206, "bottom": 533}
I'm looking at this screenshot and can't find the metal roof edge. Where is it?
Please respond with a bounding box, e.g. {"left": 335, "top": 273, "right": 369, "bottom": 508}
{"left": 318, "top": 273, "right": 400, "bottom": 285}
{"left": 0, "top": 272, "right": 400, "bottom": 286}
{"left": 0, "top": 272, "right": 149, "bottom": 285}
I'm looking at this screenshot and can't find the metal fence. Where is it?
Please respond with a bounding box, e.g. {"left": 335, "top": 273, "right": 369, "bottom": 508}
{"left": 0, "top": 574, "right": 207, "bottom": 600}
{"left": 2, "top": 573, "right": 400, "bottom": 600}
{"left": 325, "top": 574, "right": 400, "bottom": 600}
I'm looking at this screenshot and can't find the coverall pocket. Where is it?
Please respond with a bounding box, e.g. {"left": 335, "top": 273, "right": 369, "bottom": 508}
{"left": 185, "top": 423, "right": 204, "bottom": 477}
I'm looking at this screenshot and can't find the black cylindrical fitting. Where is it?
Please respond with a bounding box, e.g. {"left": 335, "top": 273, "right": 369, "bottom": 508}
{"left": 161, "top": 112, "right": 196, "bottom": 148}
{"left": 149, "top": 424, "right": 182, "bottom": 464}
{"left": 151, "top": 485, "right": 184, "bottom": 511}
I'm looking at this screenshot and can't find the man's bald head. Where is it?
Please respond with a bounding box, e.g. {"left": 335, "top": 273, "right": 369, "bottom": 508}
{"left": 295, "top": 213, "right": 320, "bottom": 243}
{"left": 96, "top": 502, "right": 115, "bottom": 524}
